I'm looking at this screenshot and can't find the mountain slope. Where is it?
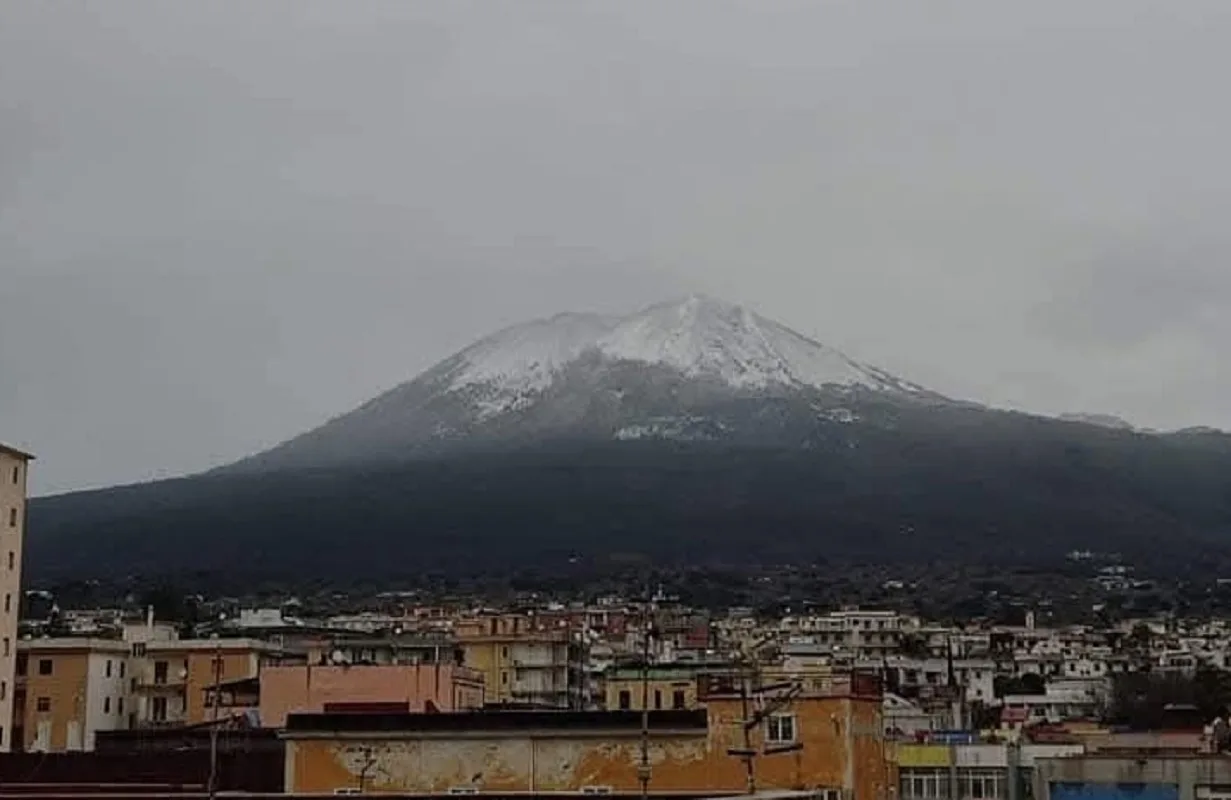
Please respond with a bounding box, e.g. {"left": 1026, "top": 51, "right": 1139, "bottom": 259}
{"left": 226, "top": 295, "right": 944, "bottom": 473}
{"left": 27, "top": 415, "right": 1231, "bottom": 588}
{"left": 25, "top": 295, "right": 1231, "bottom": 588}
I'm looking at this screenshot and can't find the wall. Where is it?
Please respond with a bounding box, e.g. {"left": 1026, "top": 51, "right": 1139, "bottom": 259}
{"left": 0, "top": 450, "right": 27, "bottom": 752}
{"left": 286, "top": 695, "right": 888, "bottom": 800}
{"left": 183, "top": 649, "right": 258, "bottom": 723}
{"left": 20, "top": 649, "right": 89, "bottom": 752}
{"left": 1035, "top": 755, "right": 1231, "bottom": 800}
{"left": 83, "top": 651, "right": 132, "bottom": 747}
{"left": 260, "top": 663, "right": 483, "bottom": 728}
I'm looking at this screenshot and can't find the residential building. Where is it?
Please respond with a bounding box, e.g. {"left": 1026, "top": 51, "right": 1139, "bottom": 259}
{"left": 1033, "top": 751, "right": 1231, "bottom": 800}
{"left": 14, "top": 638, "right": 133, "bottom": 752}
{"left": 303, "top": 633, "right": 462, "bottom": 667}
{"left": 455, "top": 613, "right": 585, "bottom": 708}
{"left": 895, "top": 741, "right": 1086, "bottom": 800}
{"left": 0, "top": 443, "right": 31, "bottom": 752}
{"left": 280, "top": 670, "right": 889, "bottom": 799}
{"left": 602, "top": 662, "right": 720, "bottom": 711}
{"left": 131, "top": 638, "right": 293, "bottom": 727}
{"left": 259, "top": 662, "right": 484, "bottom": 727}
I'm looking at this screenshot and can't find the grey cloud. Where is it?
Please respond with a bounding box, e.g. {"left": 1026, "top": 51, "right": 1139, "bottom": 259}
{"left": 5, "top": 0, "right": 1231, "bottom": 492}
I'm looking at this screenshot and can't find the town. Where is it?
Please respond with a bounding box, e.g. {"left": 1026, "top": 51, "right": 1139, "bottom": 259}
{"left": 10, "top": 439, "right": 1231, "bottom": 800}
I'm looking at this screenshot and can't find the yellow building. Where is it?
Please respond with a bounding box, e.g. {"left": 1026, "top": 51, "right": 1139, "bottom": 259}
{"left": 0, "top": 444, "right": 32, "bottom": 752}
{"left": 15, "top": 638, "right": 132, "bottom": 752}
{"left": 603, "top": 663, "right": 718, "bottom": 711}
{"left": 455, "top": 614, "right": 583, "bottom": 707}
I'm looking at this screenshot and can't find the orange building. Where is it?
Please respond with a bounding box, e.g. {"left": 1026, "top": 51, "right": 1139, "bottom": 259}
{"left": 133, "top": 638, "right": 295, "bottom": 727}
{"left": 281, "top": 671, "right": 889, "bottom": 799}
{"left": 14, "top": 638, "right": 132, "bottom": 752}
{"left": 259, "top": 663, "right": 484, "bottom": 728}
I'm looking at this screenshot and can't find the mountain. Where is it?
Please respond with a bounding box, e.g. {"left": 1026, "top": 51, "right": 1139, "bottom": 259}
{"left": 225, "top": 295, "right": 946, "bottom": 472}
{"left": 25, "top": 296, "right": 1231, "bottom": 588}
{"left": 1058, "top": 413, "right": 1137, "bottom": 431}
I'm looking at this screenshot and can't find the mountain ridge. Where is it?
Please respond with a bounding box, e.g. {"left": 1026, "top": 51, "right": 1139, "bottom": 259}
{"left": 222, "top": 295, "right": 949, "bottom": 474}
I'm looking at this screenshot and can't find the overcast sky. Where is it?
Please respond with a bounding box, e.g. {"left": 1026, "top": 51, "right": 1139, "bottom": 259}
{"left": 4, "top": 1, "right": 1231, "bottom": 495}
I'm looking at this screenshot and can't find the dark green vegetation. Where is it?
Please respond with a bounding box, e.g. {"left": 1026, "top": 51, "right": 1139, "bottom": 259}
{"left": 25, "top": 404, "right": 1231, "bottom": 591}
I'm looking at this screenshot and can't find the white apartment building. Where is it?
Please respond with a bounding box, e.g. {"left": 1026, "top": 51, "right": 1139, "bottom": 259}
{"left": 0, "top": 444, "right": 32, "bottom": 752}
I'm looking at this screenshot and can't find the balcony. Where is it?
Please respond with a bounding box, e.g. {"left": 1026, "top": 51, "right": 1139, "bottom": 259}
{"left": 134, "top": 675, "right": 187, "bottom": 692}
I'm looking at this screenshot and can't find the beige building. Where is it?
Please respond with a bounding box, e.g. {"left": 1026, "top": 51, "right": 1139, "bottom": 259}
{"left": 0, "top": 444, "right": 32, "bottom": 752}
{"left": 131, "top": 638, "right": 292, "bottom": 728}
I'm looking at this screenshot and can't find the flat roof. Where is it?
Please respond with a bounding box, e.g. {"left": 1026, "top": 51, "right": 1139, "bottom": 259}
{"left": 18, "top": 637, "right": 131, "bottom": 653}
{"left": 283, "top": 709, "right": 709, "bottom": 737}
{"left": 0, "top": 443, "right": 34, "bottom": 461}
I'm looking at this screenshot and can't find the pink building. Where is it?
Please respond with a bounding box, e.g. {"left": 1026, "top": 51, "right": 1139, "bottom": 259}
{"left": 259, "top": 663, "right": 484, "bottom": 728}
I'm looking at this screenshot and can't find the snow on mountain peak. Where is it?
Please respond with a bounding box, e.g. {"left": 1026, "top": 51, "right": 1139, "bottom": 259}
{"left": 446, "top": 296, "right": 923, "bottom": 407}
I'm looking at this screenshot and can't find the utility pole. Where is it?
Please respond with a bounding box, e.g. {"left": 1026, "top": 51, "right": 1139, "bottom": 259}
{"left": 638, "top": 593, "right": 654, "bottom": 800}
{"left": 208, "top": 613, "right": 226, "bottom": 800}
{"left": 725, "top": 633, "right": 802, "bottom": 795}
{"left": 208, "top": 639, "right": 221, "bottom": 800}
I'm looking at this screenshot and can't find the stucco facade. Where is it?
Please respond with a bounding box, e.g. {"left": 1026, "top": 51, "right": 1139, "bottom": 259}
{"left": 16, "top": 638, "right": 133, "bottom": 752}
{"left": 0, "top": 444, "right": 31, "bottom": 752}
{"left": 260, "top": 663, "right": 483, "bottom": 728}
{"left": 282, "top": 675, "right": 889, "bottom": 799}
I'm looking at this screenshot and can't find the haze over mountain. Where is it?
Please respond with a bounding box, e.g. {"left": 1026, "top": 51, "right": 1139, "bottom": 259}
{"left": 25, "top": 296, "right": 1231, "bottom": 588}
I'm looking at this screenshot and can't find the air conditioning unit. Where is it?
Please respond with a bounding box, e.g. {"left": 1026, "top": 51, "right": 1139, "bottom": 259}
{"left": 447, "top": 788, "right": 479, "bottom": 795}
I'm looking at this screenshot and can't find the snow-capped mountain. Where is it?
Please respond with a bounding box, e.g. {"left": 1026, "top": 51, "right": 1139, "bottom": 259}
{"left": 226, "top": 295, "right": 950, "bottom": 472}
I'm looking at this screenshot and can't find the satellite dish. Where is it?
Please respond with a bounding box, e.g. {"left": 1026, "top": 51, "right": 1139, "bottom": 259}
{"left": 331, "top": 649, "right": 346, "bottom": 665}
{"left": 178, "top": 667, "right": 189, "bottom": 679}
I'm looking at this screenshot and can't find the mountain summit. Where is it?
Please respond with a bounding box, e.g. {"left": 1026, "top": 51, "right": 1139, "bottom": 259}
{"left": 226, "top": 296, "right": 946, "bottom": 472}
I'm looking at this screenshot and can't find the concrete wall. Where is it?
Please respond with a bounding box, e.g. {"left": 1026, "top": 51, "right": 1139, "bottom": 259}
{"left": 1036, "top": 756, "right": 1231, "bottom": 800}
{"left": 260, "top": 664, "right": 483, "bottom": 728}
{"left": 285, "top": 695, "right": 889, "bottom": 800}
{"left": 0, "top": 449, "right": 28, "bottom": 752}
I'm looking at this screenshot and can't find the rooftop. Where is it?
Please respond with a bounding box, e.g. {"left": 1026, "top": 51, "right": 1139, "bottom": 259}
{"left": 0, "top": 442, "right": 34, "bottom": 461}
{"left": 282, "top": 709, "right": 709, "bottom": 737}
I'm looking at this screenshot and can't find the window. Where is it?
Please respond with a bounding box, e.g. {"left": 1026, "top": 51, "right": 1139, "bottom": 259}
{"left": 15, "top": 653, "right": 27, "bottom": 677}
{"left": 118, "top": 698, "right": 124, "bottom": 715}
{"left": 901, "top": 769, "right": 950, "bottom": 800}
{"left": 2, "top": 638, "right": 8, "bottom": 657}
{"left": 3, "top": 594, "right": 9, "bottom": 613}
{"left": 672, "top": 689, "right": 686, "bottom": 709}
{"left": 500, "top": 671, "right": 508, "bottom": 686}
{"left": 36, "top": 696, "right": 50, "bottom": 713}
{"left": 653, "top": 689, "right": 662, "bottom": 710}
{"left": 1, "top": 681, "right": 6, "bottom": 700}
{"left": 131, "top": 642, "right": 146, "bottom": 657}
{"left": 105, "top": 660, "right": 112, "bottom": 678}
{"left": 38, "top": 658, "right": 53, "bottom": 676}
{"left": 7, "top": 508, "right": 14, "bottom": 528}
{"left": 958, "top": 770, "right": 1006, "bottom": 800}
{"left": 104, "top": 697, "right": 111, "bottom": 714}
{"left": 120, "top": 662, "right": 126, "bottom": 679}
{"left": 765, "top": 714, "right": 796, "bottom": 744}
{"left": 154, "top": 660, "right": 168, "bottom": 684}
{"left": 6, "top": 552, "right": 12, "bottom": 570}
{"left": 11, "top": 466, "right": 19, "bottom": 484}
{"left": 152, "top": 696, "right": 167, "bottom": 721}
{"left": 501, "top": 646, "right": 509, "bottom": 659}
{"left": 618, "top": 690, "right": 631, "bottom": 710}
